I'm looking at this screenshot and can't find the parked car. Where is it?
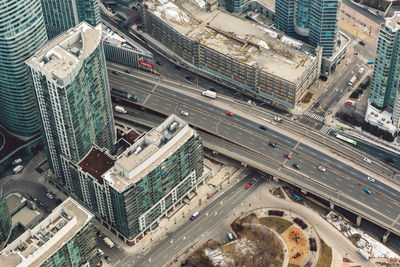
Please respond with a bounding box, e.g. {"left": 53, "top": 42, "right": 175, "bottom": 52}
{"left": 245, "top": 182, "right": 252, "bottom": 189}
{"left": 46, "top": 192, "right": 54, "bottom": 199}
{"left": 104, "top": 256, "right": 112, "bottom": 263}
{"left": 293, "top": 163, "right": 301, "bottom": 169}
{"left": 180, "top": 110, "right": 189, "bottom": 116}
{"left": 227, "top": 232, "right": 234, "bottom": 241}
{"left": 359, "top": 40, "right": 366, "bottom": 46}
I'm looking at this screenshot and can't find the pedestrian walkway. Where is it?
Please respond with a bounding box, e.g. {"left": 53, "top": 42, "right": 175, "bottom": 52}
{"left": 320, "top": 125, "right": 331, "bottom": 135}
{"left": 304, "top": 111, "right": 325, "bottom": 122}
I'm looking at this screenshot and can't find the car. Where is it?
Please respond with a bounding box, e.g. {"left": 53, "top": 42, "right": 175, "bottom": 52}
{"left": 385, "top": 157, "right": 394, "bottom": 164}
{"left": 12, "top": 158, "right": 22, "bottom": 165}
{"left": 174, "top": 65, "right": 182, "bottom": 70}
{"left": 274, "top": 116, "right": 283, "bottom": 123}
{"left": 366, "top": 176, "right": 375, "bottom": 183}
{"left": 124, "top": 69, "right": 131, "bottom": 73}
{"left": 46, "top": 192, "right": 54, "bottom": 199}
{"left": 359, "top": 40, "right": 366, "bottom": 46}
{"left": 245, "top": 182, "right": 252, "bottom": 189}
{"left": 226, "top": 111, "right": 234, "bottom": 117}
{"left": 318, "top": 165, "right": 326, "bottom": 172}
{"left": 37, "top": 200, "right": 45, "bottom": 208}
{"left": 227, "top": 232, "right": 234, "bottom": 241}
{"left": 284, "top": 153, "right": 292, "bottom": 159}
{"left": 180, "top": 110, "right": 189, "bottom": 116}
{"left": 293, "top": 252, "right": 302, "bottom": 259}
{"left": 293, "top": 163, "right": 300, "bottom": 169}
{"left": 111, "top": 71, "right": 118, "bottom": 75}
{"left": 367, "top": 61, "right": 374, "bottom": 64}
{"left": 156, "top": 61, "right": 163, "bottom": 66}
{"left": 363, "top": 157, "right": 371, "bottom": 164}
{"left": 104, "top": 256, "right": 112, "bottom": 263}
{"left": 364, "top": 189, "right": 372, "bottom": 195}
{"left": 269, "top": 142, "right": 276, "bottom": 148}
{"left": 186, "top": 76, "right": 194, "bottom": 81}
{"left": 259, "top": 125, "right": 267, "bottom": 130}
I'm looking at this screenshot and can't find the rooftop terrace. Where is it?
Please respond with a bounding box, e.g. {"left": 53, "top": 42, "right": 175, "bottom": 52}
{"left": 26, "top": 22, "right": 102, "bottom": 87}
{"left": 102, "top": 115, "right": 194, "bottom": 192}
{"left": 0, "top": 198, "right": 92, "bottom": 267}
{"left": 143, "top": 0, "right": 318, "bottom": 82}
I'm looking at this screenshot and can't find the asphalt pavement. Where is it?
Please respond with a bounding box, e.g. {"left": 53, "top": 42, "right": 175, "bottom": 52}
{"left": 107, "top": 67, "right": 400, "bottom": 235}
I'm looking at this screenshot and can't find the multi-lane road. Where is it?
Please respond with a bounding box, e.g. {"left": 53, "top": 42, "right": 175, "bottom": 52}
{"left": 116, "top": 172, "right": 263, "bottom": 267}
{"left": 107, "top": 66, "right": 400, "bottom": 236}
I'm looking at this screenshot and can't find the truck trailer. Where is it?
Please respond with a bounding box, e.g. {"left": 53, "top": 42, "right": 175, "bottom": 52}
{"left": 202, "top": 90, "right": 216, "bottom": 99}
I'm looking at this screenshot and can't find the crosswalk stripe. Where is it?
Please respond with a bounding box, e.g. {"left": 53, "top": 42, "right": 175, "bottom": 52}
{"left": 304, "top": 111, "right": 325, "bottom": 122}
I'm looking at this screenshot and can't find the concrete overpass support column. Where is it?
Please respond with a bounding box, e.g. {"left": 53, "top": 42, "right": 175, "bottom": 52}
{"left": 356, "top": 215, "right": 362, "bottom": 226}
{"left": 329, "top": 202, "right": 334, "bottom": 210}
{"left": 383, "top": 231, "right": 390, "bottom": 244}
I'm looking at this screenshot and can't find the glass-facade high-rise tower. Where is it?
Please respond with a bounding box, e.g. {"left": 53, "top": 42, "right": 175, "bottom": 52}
{"left": 275, "top": 0, "right": 341, "bottom": 57}
{"left": 0, "top": 0, "right": 48, "bottom": 138}
{"left": 26, "top": 22, "right": 116, "bottom": 191}
{"left": 225, "top": 0, "right": 244, "bottom": 12}
{"left": 41, "top": 0, "right": 101, "bottom": 39}
{"left": 369, "top": 12, "right": 400, "bottom": 128}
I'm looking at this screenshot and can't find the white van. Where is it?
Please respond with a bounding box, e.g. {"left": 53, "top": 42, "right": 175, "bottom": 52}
{"left": 13, "top": 165, "right": 23, "bottom": 174}
{"left": 12, "top": 158, "right": 22, "bottom": 165}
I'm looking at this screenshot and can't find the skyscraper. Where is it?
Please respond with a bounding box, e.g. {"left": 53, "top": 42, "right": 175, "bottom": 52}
{"left": 0, "top": 0, "right": 48, "bottom": 138}
{"left": 367, "top": 12, "right": 400, "bottom": 130}
{"left": 72, "top": 115, "right": 205, "bottom": 244}
{"left": 41, "top": 0, "right": 101, "bottom": 39}
{"left": 275, "top": 0, "right": 341, "bottom": 57}
{"left": 0, "top": 198, "right": 100, "bottom": 267}
{"left": 26, "top": 22, "right": 116, "bottom": 190}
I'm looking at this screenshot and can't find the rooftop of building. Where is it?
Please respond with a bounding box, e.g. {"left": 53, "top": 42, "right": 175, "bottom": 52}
{"left": 26, "top": 22, "right": 102, "bottom": 87}
{"left": 252, "top": 0, "right": 275, "bottom": 12}
{"left": 365, "top": 102, "right": 397, "bottom": 134}
{"left": 385, "top": 11, "right": 400, "bottom": 32}
{"left": 102, "top": 115, "right": 194, "bottom": 192}
{"left": 102, "top": 24, "right": 153, "bottom": 57}
{"left": 5, "top": 193, "right": 26, "bottom": 215}
{"left": 119, "top": 129, "right": 141, "bottom": 145}
{"left": 78, "top": 147, "right": 116, "bottom": 185}
{"left": 142, "top": 0, "right": 318, "bottom": 82}
{"left": 0, "top": 198, "right": 93, "bottom": 267}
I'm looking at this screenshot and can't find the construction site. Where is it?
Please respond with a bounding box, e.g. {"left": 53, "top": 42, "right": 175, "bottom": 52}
{"left": 140, "top": 0, "right": 322, "bottom": 109}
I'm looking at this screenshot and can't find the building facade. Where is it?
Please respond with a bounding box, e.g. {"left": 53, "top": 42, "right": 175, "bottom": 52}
{"left": 103, "top": 24, "right": 154, "bottom": 73}
{"left": 26, "top": 22, "right": 116, "bottom": 190}
{"left": 41, "top": 0, "right": 101, "bottom": 39}
{"left": 226, "top": 0, "right": 245, "bottom": 12}
{"left": 0, "top": 198, "right": 100, "bottom": 267}
{"left": 0, "top": 0, "right": 48, "bottom": 138}
{"left": 366, "top": 12, "right": 400, "bottom": 133}
{"left": 72, "top": 115, "right": 206, "bottom": 244}
{"left": 0, "top": 188, "right": 11, "bottom": 250}
{"left": 140, "top": 0, "right": 321, "bottom": 110}
{"left": 275, "top": 0, "right": 341, "bottom": 57}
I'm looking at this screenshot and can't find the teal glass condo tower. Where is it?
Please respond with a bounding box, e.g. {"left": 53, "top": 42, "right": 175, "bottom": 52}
{"left": 275, "top": 0, "right": 341, "bottom": 57}
{"left": 41, "top": 0, "right": 101, "bottom": 39}
{"left": 26, "top": 22, "right": 116, "bottom": 190}
{"left": 226, "top": 0, "right": 244, "bottom": 12}
{"left": 0, "top": 0, "right": 48, "bottom": 137}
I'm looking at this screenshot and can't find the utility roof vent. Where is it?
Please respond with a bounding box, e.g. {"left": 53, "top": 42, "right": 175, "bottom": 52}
{"left": 70, "top": 47, "right": 80, "bottom": 56}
